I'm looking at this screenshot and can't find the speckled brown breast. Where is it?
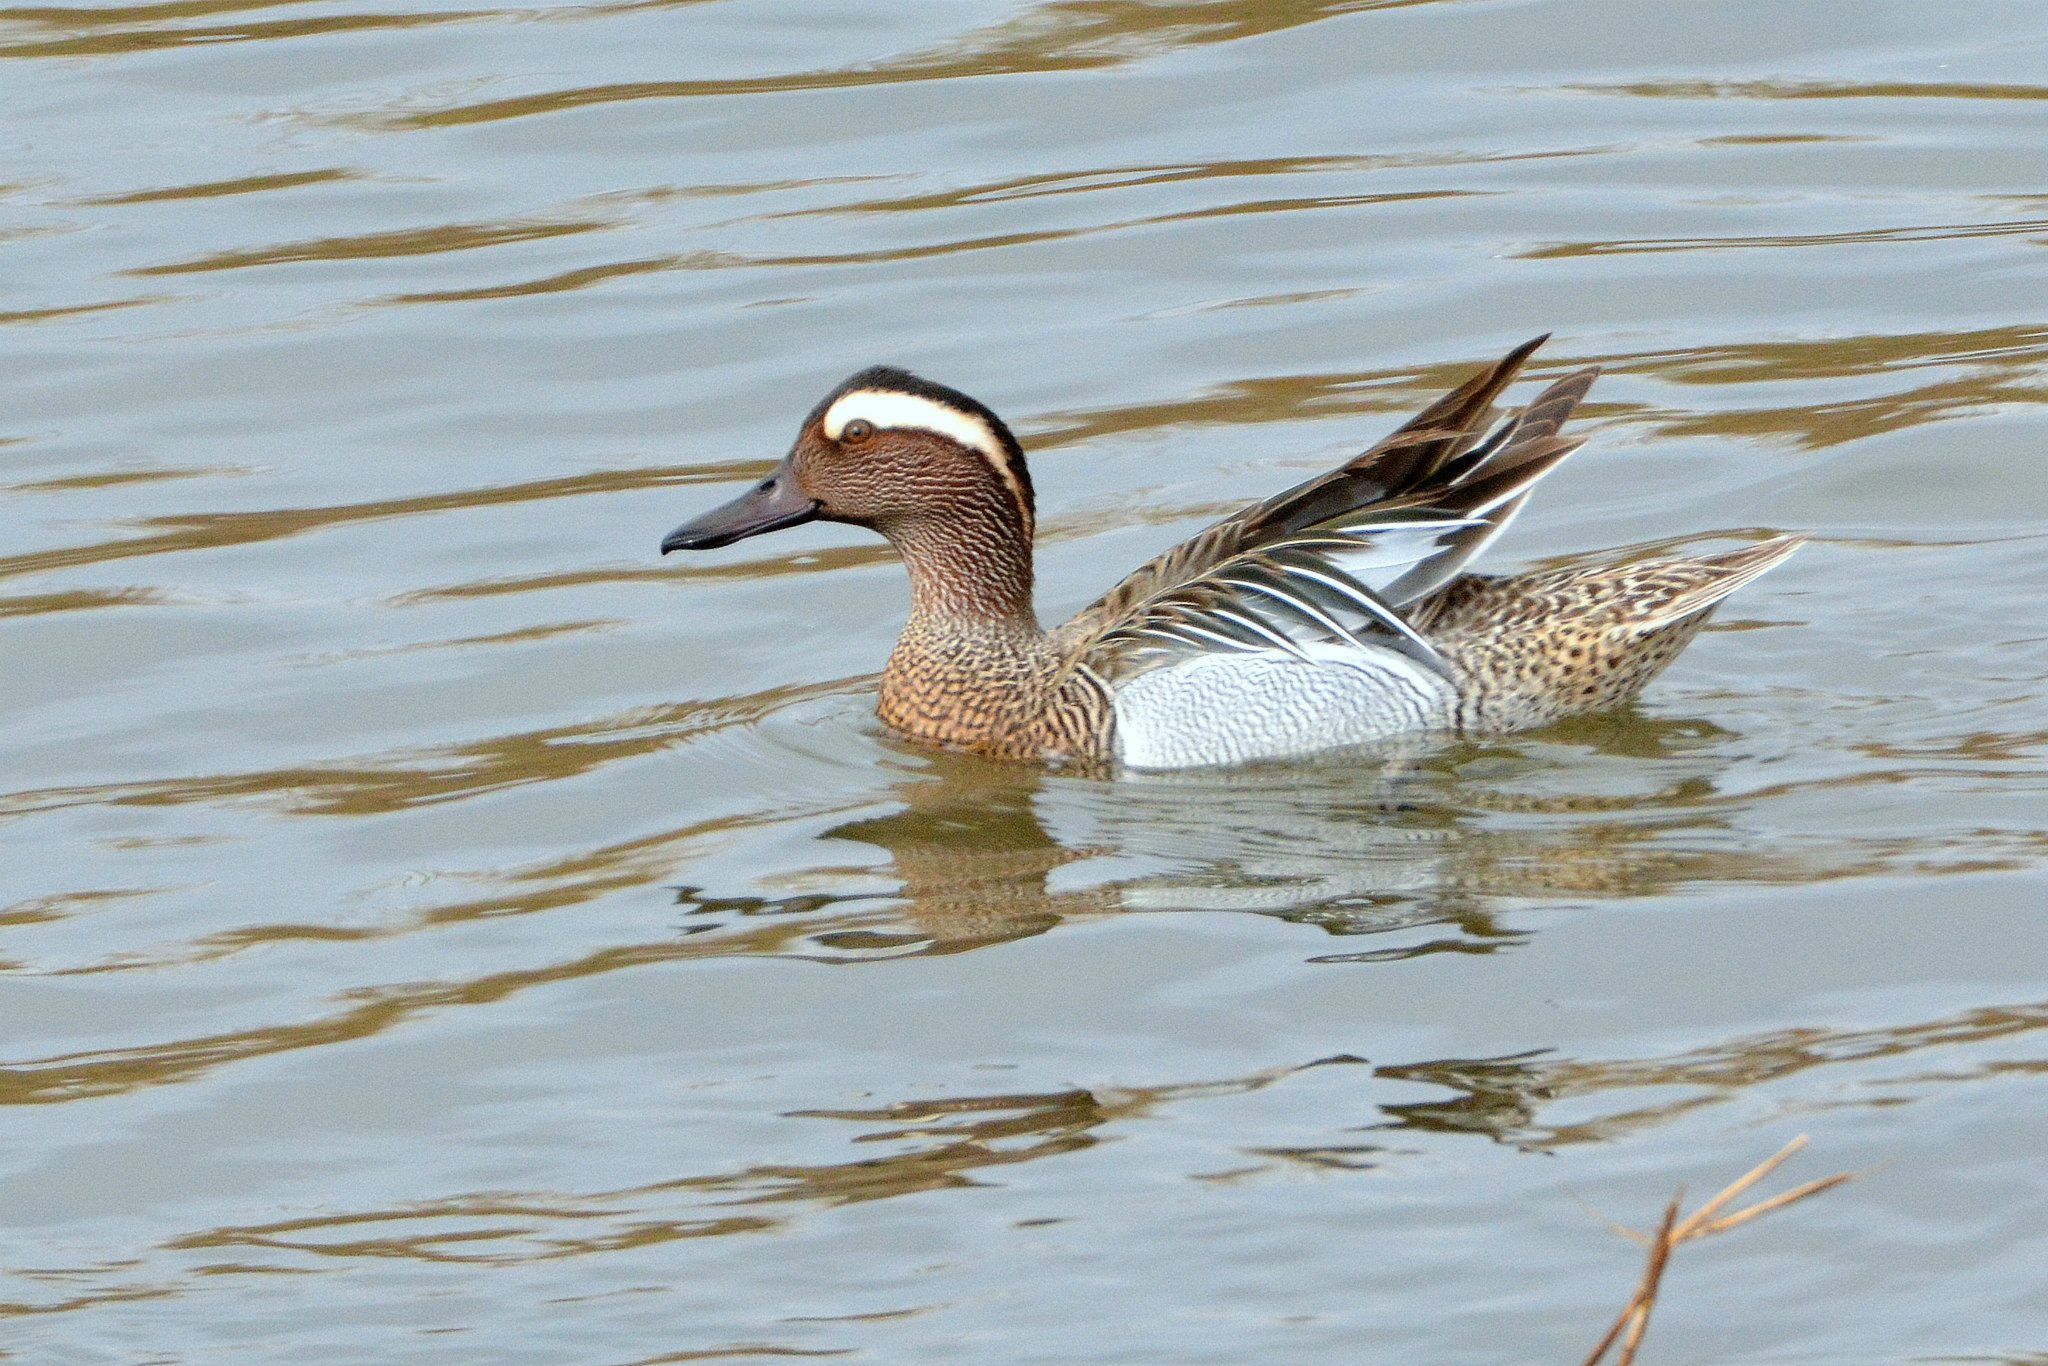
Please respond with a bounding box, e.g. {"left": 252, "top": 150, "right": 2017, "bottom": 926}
{"left": 878, "top": 621, "right": 1115, "bottom": 765}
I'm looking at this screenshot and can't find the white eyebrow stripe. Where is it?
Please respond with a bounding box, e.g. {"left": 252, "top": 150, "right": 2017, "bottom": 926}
{"left": 822, "top": 387, "right": 1032, "bottom": 534}
{"left": 823, "top": 389, "right": 1002, "bottom": 458}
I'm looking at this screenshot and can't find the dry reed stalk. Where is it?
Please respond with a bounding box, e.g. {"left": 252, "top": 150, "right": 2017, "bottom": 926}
{"left": 1578, "top": 1135, "right": 1852, "bottom": 1366}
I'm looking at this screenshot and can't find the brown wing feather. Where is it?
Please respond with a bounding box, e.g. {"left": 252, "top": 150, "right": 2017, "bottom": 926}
{"left": 1053, "top": 336, "right": 1583, "bottom": 670}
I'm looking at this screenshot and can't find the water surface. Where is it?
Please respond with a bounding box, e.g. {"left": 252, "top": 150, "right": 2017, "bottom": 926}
{"left": 4, "top": 1, "right": 2048, "bottom": 1362}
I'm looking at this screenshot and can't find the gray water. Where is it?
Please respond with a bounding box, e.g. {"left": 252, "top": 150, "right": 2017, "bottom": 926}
{"left": 4, "top": 1, "right": 2047, "bottom": 1362}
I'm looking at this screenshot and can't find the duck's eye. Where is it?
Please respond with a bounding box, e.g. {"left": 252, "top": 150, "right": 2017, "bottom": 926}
{"left": 840, "top": 419, "right": 874, "bottom": 445}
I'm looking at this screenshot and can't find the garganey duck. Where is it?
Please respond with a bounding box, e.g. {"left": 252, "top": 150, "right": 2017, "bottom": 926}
{"left": 662, "top": 337, "right": 1803, "bottom": 769}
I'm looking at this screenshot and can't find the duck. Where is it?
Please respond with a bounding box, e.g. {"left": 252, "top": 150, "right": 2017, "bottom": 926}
{"left": 661, "top": 336, "right": 1803, "bottom": 770}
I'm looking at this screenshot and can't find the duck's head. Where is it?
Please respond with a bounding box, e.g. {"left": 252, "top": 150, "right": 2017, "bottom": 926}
{"left": 660, "top": 367, "right": 1035, "bottom": 554}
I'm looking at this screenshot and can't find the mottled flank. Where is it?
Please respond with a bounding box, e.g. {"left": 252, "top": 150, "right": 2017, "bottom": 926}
{"left": 663, "top": 338, "right": 1805, "bottom": 769}
{"left": 1414, "top": 536, "right": 1809, "bottom": 732}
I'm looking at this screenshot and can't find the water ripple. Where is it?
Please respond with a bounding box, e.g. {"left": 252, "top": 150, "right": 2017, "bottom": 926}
{"left": 358, "top": 0, "right": 1461, "bottom": 130}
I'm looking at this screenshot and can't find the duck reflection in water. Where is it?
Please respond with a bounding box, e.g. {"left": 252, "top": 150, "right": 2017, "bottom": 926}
{"left": 712, "top": 707, "right": 1823, "bottom": 961}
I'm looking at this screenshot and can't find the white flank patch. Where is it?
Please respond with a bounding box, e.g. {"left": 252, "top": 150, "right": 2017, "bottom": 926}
{"left": 1112, "top": 643, "right": 1454, "bottom": 769}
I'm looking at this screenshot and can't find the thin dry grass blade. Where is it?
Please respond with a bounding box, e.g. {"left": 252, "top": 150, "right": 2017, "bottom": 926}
{"left": 1612, "top": 1194, "right": 1682, "bottom": 1366}
{"left": 1570, "top": 1193, "right": 1651, "bottom": 1246}
{"left": 1577, "top": 1137, "right": 1851, "bottom": 1366}
{"left": 1581, "top": 1196, "right": 1679, "bottom": 1366}
{"left": 1669, "top": 1135, "right": 1808, "bottom": 1242}
{"left": 1697, "top": 1171, "right": 1855, "bottom": 1237}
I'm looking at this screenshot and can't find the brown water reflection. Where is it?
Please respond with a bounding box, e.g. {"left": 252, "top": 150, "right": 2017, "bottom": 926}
{"left": 74, "top": 168, "right": 360, "bottom": 207}
{"left": 131, "top": 218, "right": 616, "bottom": 277}
{"left": 1023, "top": 325, "right": 2048, "bottom": 457}
{"left": 11, "top": 996, "right": 2033, "bottom": 1332}
{"left": 10, "top": 706, "right": 2033, "bottom": 1114}
{"left": 2, "top": 682, "right": 847, "bottom": 819}
{"left": 1384, "top": 1001, "right": 2048, "bottom": 1148}
{"left": 1562, "top": 78, "right": 2048, "bottom": 103}
{"left": 1524, "top": 215, "right": 2048, "bottom": 261}
{"left": 2, "top": 906, "right": 855, "bottom": 1102}
{"left": 163, "top": 1073, "right": 1293, "bottom": 1272}
{"left": 0, "top": 312, "right": 2033, "bottom": 617}
{"left": 0, "top": 463, "right": 734, "bottom": 582}
{"left": 368, "top": 0, "right": 1451, "bottom": 130}
{"left": 2, "top": 7, "right": 488, "bottom": 59}
{"left": 0, "top": 0, "right": 730, "bottom": 60}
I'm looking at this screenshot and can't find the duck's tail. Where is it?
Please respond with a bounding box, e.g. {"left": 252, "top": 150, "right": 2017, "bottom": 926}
{"left": 1619, "top": 534, "right": 1809, "bottom": 634}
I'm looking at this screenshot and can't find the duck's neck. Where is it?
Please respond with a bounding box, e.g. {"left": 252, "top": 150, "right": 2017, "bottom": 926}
{"left": 875, "top": 506, "right": 1057, "bottom": 754}
{"left": 883, "top": 504, "right": 1040, "bottom": 637}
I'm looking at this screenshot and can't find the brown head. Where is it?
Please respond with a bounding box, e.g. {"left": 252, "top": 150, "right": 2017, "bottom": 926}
{"left": 661, "top": 367, "right": 1040, "bottom": 626}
